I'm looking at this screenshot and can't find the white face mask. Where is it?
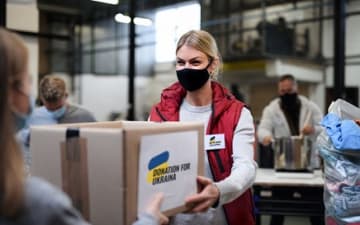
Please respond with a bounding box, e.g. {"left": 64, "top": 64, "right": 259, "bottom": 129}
{"left": 47, "top": 105, "right": 66, "bottom": 119}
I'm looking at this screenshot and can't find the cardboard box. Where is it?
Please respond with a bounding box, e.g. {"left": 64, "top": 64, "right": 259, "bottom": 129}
{"left": 30, "top": 121, "right": 204, "bottom": 225}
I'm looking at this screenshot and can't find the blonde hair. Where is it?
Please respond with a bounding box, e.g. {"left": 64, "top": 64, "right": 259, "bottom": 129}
{"left": 0, "top": 28, "right": 26, "bottom": 217}
{"left": 176, "top": 30, "right": 222, "bottom": 79}
{"left": 39, "top": 75, "right": 66, "bottom": 102}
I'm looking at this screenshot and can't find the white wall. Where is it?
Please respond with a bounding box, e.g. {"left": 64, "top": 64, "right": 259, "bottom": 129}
{"left": 76, "top": 74, "right": 167, "bottom": 121}
{"left": 6, "top": 0, "right": 38, "bottom": 32}
{"left": 325, "top": 66, "right": 360, "bottom": 105}
{"left": 55, "top": 66, "right": 177, "bottom": 122}
{"left": 323, "top": 0, "right": 360, "bottom": 105}
{"left": 6, "top": 0, "right": 39, "bottom": 96}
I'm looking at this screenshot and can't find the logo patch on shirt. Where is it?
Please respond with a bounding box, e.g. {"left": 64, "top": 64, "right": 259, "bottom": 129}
{"left": 205, "top": 134, "right": 225, "bottom": 150}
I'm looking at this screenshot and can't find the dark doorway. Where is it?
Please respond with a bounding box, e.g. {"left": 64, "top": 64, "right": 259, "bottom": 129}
{"left": 326, "top": 87, "right": 358, "bottom": 111}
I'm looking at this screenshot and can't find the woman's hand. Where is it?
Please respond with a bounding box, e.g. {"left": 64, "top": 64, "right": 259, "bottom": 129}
{"left": 145, "top": 193, "right": 169, "bottom": 225}
{"left": 184, "top": 176, "right": 220, "bottom": 213}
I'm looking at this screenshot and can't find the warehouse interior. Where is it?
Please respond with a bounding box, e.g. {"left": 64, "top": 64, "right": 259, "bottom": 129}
{"left": 4, "top": 0, "right": 360, "bottom": 122}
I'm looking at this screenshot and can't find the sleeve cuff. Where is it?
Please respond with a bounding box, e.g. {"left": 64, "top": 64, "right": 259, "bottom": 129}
{"left": 134, "top": 212, "right": 158, "bottom": 225}
{"left": 211, "top": 183, "right": 222, "bottom": 208}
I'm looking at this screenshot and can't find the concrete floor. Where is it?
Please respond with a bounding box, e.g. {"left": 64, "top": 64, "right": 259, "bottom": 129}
{"left": 260, "top": 215, "right": 312, "bottom": 225}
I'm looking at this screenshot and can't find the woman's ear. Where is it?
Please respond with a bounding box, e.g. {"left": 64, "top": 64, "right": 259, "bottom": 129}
{"left": 209, "top": 58, "right": 219, "bottom": 74}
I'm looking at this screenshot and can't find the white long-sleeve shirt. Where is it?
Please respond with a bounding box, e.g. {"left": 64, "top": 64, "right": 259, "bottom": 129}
{"left": 170, "top": 100, "right": 257, "bottom": 225}
{"left": 257, "top": 95, "right": 323, "bottom": 168}
{"left": 257, "top": 95, "right": 322, "bottom": 142}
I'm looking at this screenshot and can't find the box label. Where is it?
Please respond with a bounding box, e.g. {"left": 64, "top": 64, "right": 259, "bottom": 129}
{"left": 137, "top": 131, "right": 199, "bottom": 215}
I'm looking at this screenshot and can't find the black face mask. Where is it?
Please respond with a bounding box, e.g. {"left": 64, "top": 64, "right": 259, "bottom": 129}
{"left": 280, "top": 93, "right": 298, "bottom": 109}
{"left": 176, "top": 67, "right": 210, "bottom": 92}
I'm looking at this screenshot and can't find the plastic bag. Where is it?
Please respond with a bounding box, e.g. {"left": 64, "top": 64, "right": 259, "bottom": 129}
{"left": 317, "top": 99, "right": 360, "bottom": 225}
{"left": 328, "top": 99, "right": 360, "bottom": 120}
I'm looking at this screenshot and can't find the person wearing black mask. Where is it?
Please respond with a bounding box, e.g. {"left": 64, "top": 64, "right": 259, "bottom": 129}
{"left": 149, "top": 30, "right": 257, "bottom": 225}
{"left": 257, "top": 74, "right": 323, "bottom": 225}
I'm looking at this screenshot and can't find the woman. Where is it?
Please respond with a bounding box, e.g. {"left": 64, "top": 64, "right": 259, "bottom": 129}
{"left": 149, "top": 30, "right": 257, "bottom": 225}
{"left": 0, "top": 28, "right": 167, "bottom": 225}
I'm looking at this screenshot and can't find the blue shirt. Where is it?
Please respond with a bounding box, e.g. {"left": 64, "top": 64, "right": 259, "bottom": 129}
{"left": 321, "top": 113, "right": 360, "bottom": 150}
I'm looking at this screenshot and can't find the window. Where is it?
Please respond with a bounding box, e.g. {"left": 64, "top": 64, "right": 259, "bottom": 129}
{"left": 155, "top": 2, "right": 201, "bottom": 63}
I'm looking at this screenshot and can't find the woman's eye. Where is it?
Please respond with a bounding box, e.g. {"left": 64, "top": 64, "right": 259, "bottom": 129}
{"left": 176, "top": 61, "right": 185, "bottom": 65}
{"left": 191, "top": 61, "right": 200, "bottom": 65}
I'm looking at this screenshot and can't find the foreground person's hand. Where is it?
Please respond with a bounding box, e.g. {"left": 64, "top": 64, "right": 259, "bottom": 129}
{"left": 145, "top": 193, "right": 169, "bottom": 225}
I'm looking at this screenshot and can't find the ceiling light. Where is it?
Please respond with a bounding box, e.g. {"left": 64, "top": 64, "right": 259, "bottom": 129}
{"left": 115, "top": 13, "right": 131, "bottom": 23}
{"left": 91, "top": 0, "right": 118, "bottom": 5}
{"left": 134, "top": 17, "right": 152, "bottom": 26}
{"left": 114, "top": 13, "right": 153, "bottom": 26}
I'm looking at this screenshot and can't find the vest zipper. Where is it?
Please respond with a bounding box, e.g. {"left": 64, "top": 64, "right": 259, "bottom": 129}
{"left": 208, "top": 104, "right": 225, "bottom": 174}
{"left": 155, "top": 107, "right": 167, "bottom": 121}
{"left": 214, "top": 151, "right": 225, "bottom": 173}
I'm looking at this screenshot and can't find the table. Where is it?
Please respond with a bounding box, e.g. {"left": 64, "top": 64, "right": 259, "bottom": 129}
{"left": 253, "top": 168, "right": 325, "bottom": 225}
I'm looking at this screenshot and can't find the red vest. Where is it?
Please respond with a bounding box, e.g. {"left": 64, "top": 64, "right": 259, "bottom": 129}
{"left": 149, "top": 81, "right": 255, "bottom": 225}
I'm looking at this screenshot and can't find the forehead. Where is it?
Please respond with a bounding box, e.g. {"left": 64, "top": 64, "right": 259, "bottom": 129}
{"left": 176, "top": 45, "right": 207, "bottom": 60}
{"left": 278, "top": 79, "right": 296, "bottom": 92}
{"left": 279, "top": 79, "right": 294, "bottom": 86}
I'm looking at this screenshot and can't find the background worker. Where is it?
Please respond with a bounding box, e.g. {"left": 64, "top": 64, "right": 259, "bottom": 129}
{"left": 18, "top": 75, "right": 96, "bottom": 171}
{"left": 257, "top": 74, "right": 323, "bottom": 225}
{"left": 37, "top": 75, "right": 96, "bottom": 124}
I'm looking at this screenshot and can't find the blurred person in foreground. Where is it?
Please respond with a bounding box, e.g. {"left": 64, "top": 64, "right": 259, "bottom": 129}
{"left": 149, "top": 30, "right": 257, "bottom": 225}
{"left": 0, "top": 27, "right": 167, "bottom": 225}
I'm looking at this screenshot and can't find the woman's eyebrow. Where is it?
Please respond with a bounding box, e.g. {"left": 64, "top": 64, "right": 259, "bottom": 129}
{"left": 176, "top": 56, "right": 203, "bottom": 61}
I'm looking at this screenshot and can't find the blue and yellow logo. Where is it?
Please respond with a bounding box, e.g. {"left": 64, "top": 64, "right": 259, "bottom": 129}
{"left": 147, "top": 151, "right": 192, "bottom": 185}
{"left": 147, "top": 151, "right": 170, "bottom": 183}
{"left": 147, "top": 151, "right": 183, "bottom": 185}
{"left": 209, "top": 136, "right": 221, "bottom": 146}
